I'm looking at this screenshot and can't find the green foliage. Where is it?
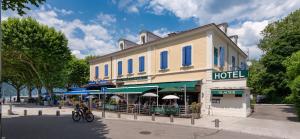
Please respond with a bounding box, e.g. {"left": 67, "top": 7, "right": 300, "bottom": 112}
{"left": 190, "top": 102, "right": 201, "bottom": 113}
{"left": 66, "top": 56, "right": 89, "bottom": 88}
{"left": 2, "top": 17, "right": 71, "bottom": 99}
{"left": 2, "top": 0, "right": 45, "bottom": 15}
{"left": 248, "top": 9, "right": 300, "bottom": 103}
{"left": 283, "top": 50, "right": 300, "bottom": 119}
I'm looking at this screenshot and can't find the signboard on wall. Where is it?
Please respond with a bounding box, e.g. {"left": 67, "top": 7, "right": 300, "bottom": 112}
{"left": 212, "top": 70, "right": 248, "bottom": 80}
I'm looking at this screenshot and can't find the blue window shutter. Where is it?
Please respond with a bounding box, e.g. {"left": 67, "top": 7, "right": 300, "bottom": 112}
{"left": 128, "top": 59, "right": 133, "bottom": 74}
{"left": 182, "top": 47, "right": 186, "bottom": 66}
{"left": 118, "top": 61, "right": 122, "bottom": 75}
{"left": 95, "top": 66, "right": 99, "bottom": 79}
{"left": 186, "top": 46, "right": 191, "bottom": 66}
{"left": 232, "top": 56, "right": 235, "bottom": 70}
{"left": 160, "top": 52, "right": 163, "bottom": 69}
{"left": 214, "top": 47, "right": 218, "bottom": 65}
{"left": 165, "top": 51, "right": 168, "bottom": 69}
{"left": 104, "top": 64, "right": 108, "bottom": 76}
{"left": 161, "top": 51, "right": 168, "bottom": 69}
{"left": 139, "top": 56, "right": 145, "bottom": 72}
{"left": 220, "top": 47, "right": 224, "bottom": 67}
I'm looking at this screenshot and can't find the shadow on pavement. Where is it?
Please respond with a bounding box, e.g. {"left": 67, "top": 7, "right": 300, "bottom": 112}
{"left": 11, "top": 103, "right": 57, "bottom": 108}
{"left": 279, "top": 106, "right": 299, "bottom": 122}
{"left": 3, "top": 115, "right": 110, "bottom": 139}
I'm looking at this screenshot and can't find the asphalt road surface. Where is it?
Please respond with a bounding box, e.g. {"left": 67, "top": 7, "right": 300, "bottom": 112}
{"left": 2, "top": 115, "right": 277, "bottom": 139}
{"left": 251, "top": 104, "right": 298, "bottom": 122}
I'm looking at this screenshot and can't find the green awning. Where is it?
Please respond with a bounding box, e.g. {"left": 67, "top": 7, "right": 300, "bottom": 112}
{"left": 211, "top": 90, "right": 243, "bottom": 95}
{"left": 124, "top": 81, "right": 200, "bottom": 88}
{"left": 107, "top": 86, "right": 156, "bottom": 94}
{"left": 159, "top": 87, "right": 197, "bottom": 93}
{"left": 106, "top": 81, "right": 200, "bottom": 94}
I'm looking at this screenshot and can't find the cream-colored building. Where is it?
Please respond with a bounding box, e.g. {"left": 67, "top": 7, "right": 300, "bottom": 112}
{"left": 89, "top": 23, "right": 251, "bottom": 117}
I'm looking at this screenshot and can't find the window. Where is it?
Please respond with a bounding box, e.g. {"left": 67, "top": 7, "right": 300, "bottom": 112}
{"left": 182, "top": 46, "right": 192, "bottom": 66}
{"left": 214, "top": 47, "right": 218, "bottom": 65}
{"left": 219, "top": 47, "right": 225, "bottom": 67}
{"left": 95, "top": 66, "right": 99, "bottom": 79}
{"left": 139, "top": 56, "right": 145, "bottom": 72}
{"left": 232, "top": 56, "right": 236, "bottom": 70}
{"left": 212, "top": 98, "right": 221, "bottom": 104}
{"left": 128, "top": 59, "right": 133, "bottom": 74}
{"left": 120, "top": 43, "right": 124, "bottom": 50}
{"left": 141, "top": 36, "right": 146, "bottom": 44}
{"left": 160, "top": 51, "right": 168, "bottom": 70}
{"left": 235, "top": 94, "right": 243, "bottom": 97}
{"left": 241, "top": 62, "right": 246, "bottom": 70}
{"left": 118, "top": 61, "right": 122, "bottom": 76}
{"left": 104, "top": 64, "right": 108, "bottom": 77}
{"left": 212, "top": 94, "right": 223, "bottom": 97}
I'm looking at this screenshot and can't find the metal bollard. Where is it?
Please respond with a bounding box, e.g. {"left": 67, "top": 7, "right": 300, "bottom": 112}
{"left": 8, "top": 110, "right": 12, "bottom": 115}
{"left": 191, "top": 115, "right": 195, "bottom": 125}
{"left": 24, "top": 110, "right": 27, "bottom": 116}
{"left": 56, "top": 110, "right": 60, "bottom": 116}
{"left": 134, "top": 113, "right": 137, "bottom": 120}
{"left": 117, "top": 112, "right": 121, "bottom": 118}
{"left": 102, "top": 111, "right": 105, "bottom": 118}
{"left": 151, "top": 114, "right": 155, "bottom": 121}
{"left": 170, "top": 115, "right": 174, "bottom": 123}
{"left": 38, "top": 110, "right": 42, "bottom": 116}
{"left": 213, "top": 119, "right": 220, "bottom": 128}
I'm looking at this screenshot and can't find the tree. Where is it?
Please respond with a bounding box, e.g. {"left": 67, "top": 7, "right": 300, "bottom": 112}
{"left": 2, "top": 0, "right": 45, "bottom": 15}
{"left": 283, "top": 51, "right": 300, "bottom": 119}
{"left": 248, "top": 9, "right": 300, "bottom": 103}
{"left": 2, "top": 17, "right": 71, "bottom": 101}
{"left": 65, "top": 56, "right": 89, "bottom": 88}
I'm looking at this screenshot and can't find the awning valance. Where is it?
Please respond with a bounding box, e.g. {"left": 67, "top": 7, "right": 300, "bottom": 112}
{"left": 211, "top": 90, "right": 243, "bottom": 95}
{"left": 106, "top": 86, "right": 157, "bottom": 94}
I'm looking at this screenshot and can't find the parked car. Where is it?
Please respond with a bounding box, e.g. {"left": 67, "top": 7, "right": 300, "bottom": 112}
{"left": 256, "top": 95, "right": 267, "bottom": 103}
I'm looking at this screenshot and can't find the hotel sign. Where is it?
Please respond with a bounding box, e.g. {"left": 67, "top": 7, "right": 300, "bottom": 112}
{"left": 213, "top": 70, "right": 248, "bottom": 80}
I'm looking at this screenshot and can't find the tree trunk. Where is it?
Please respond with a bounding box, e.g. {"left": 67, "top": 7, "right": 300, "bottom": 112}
{"left": 37, "top": 87, "right": 42, "bottom": 104}
{"left": 27, "top": 86, "right": 32, "bottom": 99}
{"left": 16, "top": 89, "right": 21, "bottom": 102}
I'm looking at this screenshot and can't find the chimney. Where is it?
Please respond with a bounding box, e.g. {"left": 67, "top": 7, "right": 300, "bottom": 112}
{"left": 229, "top": 35, "right": 238, "bottom": 44}
{"left": 217, "top": 23, "right": 228, "bottom": 34}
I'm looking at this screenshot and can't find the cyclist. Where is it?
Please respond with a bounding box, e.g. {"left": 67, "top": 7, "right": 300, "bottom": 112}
{"left": 79, "top": 101, "right": 89, "bottom": 114}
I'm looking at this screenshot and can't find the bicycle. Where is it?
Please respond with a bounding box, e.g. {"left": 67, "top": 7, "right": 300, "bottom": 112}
{"left": 72, "top": 104, "right": 94, "bottom": 122}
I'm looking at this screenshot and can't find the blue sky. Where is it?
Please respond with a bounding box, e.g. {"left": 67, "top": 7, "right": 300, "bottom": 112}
{"left": 2, "top": 0, "right": 300, "bottom": 59}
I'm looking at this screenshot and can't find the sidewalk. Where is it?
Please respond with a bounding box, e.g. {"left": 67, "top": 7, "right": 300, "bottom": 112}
{"left": 3, "top": 104, "right": 300, "bottom": 139}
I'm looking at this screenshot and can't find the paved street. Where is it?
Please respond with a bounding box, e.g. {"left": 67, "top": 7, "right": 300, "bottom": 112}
{"left": 251, "top": 104, "right": 298, "bottom": 122}
{"left": 2, "top": 115, "right": 276, "bottom": 139}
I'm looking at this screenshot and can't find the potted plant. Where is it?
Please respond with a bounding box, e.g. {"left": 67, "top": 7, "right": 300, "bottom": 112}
{"left": 190, "top": 102, "right": 202, "bottom": 119}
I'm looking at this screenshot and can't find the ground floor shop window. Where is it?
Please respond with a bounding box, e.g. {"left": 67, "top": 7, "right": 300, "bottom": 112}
{"left": 212, "top": 94, "right": 223, "bottom": 97}
{"left": 235, "top": 94, "right": 243, "bottom": 97}
{"left": 212, "top": 98, "right": 220, "bottom": 104}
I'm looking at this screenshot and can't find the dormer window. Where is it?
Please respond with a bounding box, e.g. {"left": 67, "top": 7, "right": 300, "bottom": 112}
{"left": 120, "top": 43, "right": 124, "bottom": 50}
{"left": 141, "top": 35, "right": 146, "bottom": 44}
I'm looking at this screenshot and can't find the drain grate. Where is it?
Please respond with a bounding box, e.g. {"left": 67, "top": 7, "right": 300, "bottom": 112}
{"left": 139, "top": 131, "right": 152, "bottom": 135}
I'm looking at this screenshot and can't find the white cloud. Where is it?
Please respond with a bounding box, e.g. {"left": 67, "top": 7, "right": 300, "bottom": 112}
{"left": 96, "top": 13, "right": 117, "bottom": 26}
{"left": 145, "top": 0, "right": 300, "bottom": 59}
{"left": 153, "top": 28, "right": 171, "bottom": 37}
{"left": 2, "top": 5, "right": 118, "bottom": 59}
{"left": 147, "top": 0, "right": 300, "bottom": 24}
{"left": 113, "top": 0, "right": 148, "bottom": 13}
{"left": 228, "top": 20, "right": 269, "bottom": 59}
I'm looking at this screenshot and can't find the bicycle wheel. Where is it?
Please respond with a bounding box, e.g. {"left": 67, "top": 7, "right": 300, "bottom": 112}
{"left": 72, "top": 112, "right": 81, "bottom": 122}
{"left": 85, "top": 112, "right": 94, "bottom": 122}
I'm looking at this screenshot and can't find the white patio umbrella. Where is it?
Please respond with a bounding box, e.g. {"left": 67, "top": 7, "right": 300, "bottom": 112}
{"left": 86, "top": 95, "right": 96, "bottom": 99}
{"left": 111, "top": 95, "right": 120, "bottom": 99}
{"left": 142, "top": 93, "right": 158, "bottom": 97}
{"left": 162, "top": 95, "right": 179, "bottom": 100}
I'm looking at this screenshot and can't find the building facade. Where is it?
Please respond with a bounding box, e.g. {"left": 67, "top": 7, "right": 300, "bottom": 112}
{"left": 89, "top": 23, "right": 251, "bottom": 117}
